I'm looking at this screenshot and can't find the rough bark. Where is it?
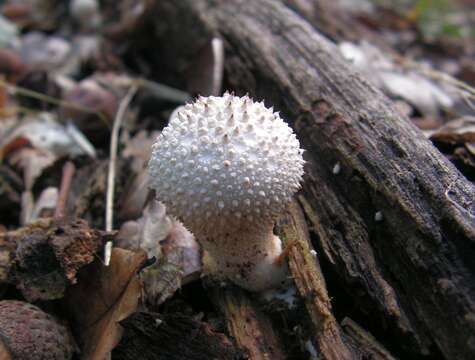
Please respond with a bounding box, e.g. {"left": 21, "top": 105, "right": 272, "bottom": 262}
{"left": 0, "top": 218, "right": 112, "bottom": 301}
{"left": 152, "top": 1, "right": 475, "bottom": 359}
{"left": 276, "top": 200, "right": 356, "bottom": 360}
{"left": 113, "top": 312, "right": 240, "bottom": 360}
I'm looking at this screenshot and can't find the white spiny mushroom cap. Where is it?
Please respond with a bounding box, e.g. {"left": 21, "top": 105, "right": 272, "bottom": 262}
{"left": 148, "top": 93, "right": 304, "bottom": 238}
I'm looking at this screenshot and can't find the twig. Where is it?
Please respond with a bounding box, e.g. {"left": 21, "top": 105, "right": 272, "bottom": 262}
{"left": 54, "top": 161, "right": 76, "bottom": 220}
{"left": 104, "top": 85, "right": 138, "bottom": 266}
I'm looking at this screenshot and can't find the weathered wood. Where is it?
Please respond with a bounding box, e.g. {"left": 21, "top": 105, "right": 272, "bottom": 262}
{"left": 276, "top": 200, "right": 356, "bottom": 360}
{"left": 151, "top": 1, "right": 475, "bottom": 359}
{"left": 341, "top": 317, "right": 397, "bottom": 360}
{"left": 113, "top": 312, "right": 240, "bottom": 360}
{"left": 210, "top": 285, "right": 286, "bottom": 360}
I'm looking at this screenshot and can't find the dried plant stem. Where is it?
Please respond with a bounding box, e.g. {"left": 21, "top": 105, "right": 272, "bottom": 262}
{"left": 54, "top": 161, "right": 76, "bottom": 220}
{"left": 398, "top": 57, "right": 475, "bottom": 100}
{"left": 0, "top": 79, "right": 110, "bottom": 127}
{"left": 104, "top": 85, "right": 138, "bottom": 266}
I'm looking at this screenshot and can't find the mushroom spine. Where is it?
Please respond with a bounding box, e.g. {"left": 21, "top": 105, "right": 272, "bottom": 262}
{"left": 148, "top": 93, "right": 304, "bottom": 291}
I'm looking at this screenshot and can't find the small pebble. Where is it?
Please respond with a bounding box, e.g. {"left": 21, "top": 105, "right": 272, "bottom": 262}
{"left": 374, "top": 211, "right": 384, "bottom": 222}
{"left": 332, "top": 162, "right": 341, "bottom": 175}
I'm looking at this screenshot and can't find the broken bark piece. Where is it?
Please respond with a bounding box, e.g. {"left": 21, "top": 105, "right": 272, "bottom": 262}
{"left": 152, "top": 1, "right": 475, "bottom": 359}
{"left": 2, "top": 218, "right": 113, "bottom": 301}
{"left": 276, "top": 200, "right": 356, "bottom": 360}
{"left": 209, "top": 284, "right": 286, "bottom": 360}
{"left": 341, "top": 317, "right": 396, "bottom": 360}
{"left": 113, "top": 312, "right": 240, "bottom": 360}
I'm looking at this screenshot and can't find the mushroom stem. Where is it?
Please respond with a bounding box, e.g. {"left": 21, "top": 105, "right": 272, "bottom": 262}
{"left": 199, "top": 222, "right": 288, "bottom": 291}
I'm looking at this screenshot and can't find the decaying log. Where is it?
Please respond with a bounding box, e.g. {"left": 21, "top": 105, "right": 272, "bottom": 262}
{"left": 151, "top": 1, "right": 475, "bottom": 359}
{"left": 113, "top": 312, "right": 240, "bottom": 360}
{"left": 276, "top": 200, "right": 356, "bottom": 360}
{"left": 209, "top": 285, "right": 286, "bottom": 360}
{"left": 0, "top": 218, "right": 112, "bottom": 301}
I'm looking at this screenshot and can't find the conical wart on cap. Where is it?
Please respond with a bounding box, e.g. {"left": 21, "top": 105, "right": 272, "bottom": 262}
{"left": 148, "top": 93, "right": 304, "bottom": 291}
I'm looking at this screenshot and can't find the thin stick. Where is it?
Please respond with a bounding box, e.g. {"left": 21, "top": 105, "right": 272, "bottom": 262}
{"left": 104, "top": 85, "right": 138, "bottom": 265}
{"left": 54, "top": 161, "right": 76, "bottom": 220}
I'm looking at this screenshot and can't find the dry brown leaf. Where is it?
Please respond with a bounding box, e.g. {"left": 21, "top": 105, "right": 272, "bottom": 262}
{"left": 116, "top": 200, "right": 170, "bottom": 257}
{"left": 8, "top": 147, "right": 56, "bottom": 190}
{"left": 166, "top": 220, "right": 201, "bottom": 283}
{"left": 119, "top": 130, "right": 159, "bottom": 220}
{"left": 19, "top": 32, "right": 73, "bottom": 73}
{"left": 121, "top": 130, "right": 159, "bottom": 172}
{"left": 1, "top": 0, "right": 61, "bottom": 30}
{"left": 62, "top": 78, "right": 118, "bottom": 122}
{"left": 118, "top": 170, "right": 149, "bottom": 221}
{"left": 430, "top": 116, "right": 475, "bottom": 151}
{"left": 117, "top": 200, "right": 201, "bottom": 306}
{"left": 0, "top": 48, "right": 27, "bottom": 82}
{"left": 103, "top": 0, "right": 155, "bottom": 40}
{"left": 143, "top": 219, "right": 201, "bottom": 305}
{"left": 142, "top": 218, "right": 201, "bottom": 305}
{"left": 339, "top": 41, "right": 456, "bottom": 117}
{"left": 30, "top": 186, "right": 58, "bottom": 221}
{"left": 64, "top": 248, "right": 146, "bottom": 360}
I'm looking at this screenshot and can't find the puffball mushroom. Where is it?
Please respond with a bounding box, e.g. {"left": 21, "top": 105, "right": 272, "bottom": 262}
{"left": 148, "top": 93, "right": 304, "bottom": 291}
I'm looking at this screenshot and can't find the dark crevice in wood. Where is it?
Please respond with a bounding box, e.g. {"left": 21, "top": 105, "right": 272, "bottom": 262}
{"left": 310, "top": 226, "right": 442, "bottom": 360}
{"left": 258, "top": 298, "right": 311, "bottom": 360}
{"left": 113, "top": 312, "right": 241, "bottom": 360}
